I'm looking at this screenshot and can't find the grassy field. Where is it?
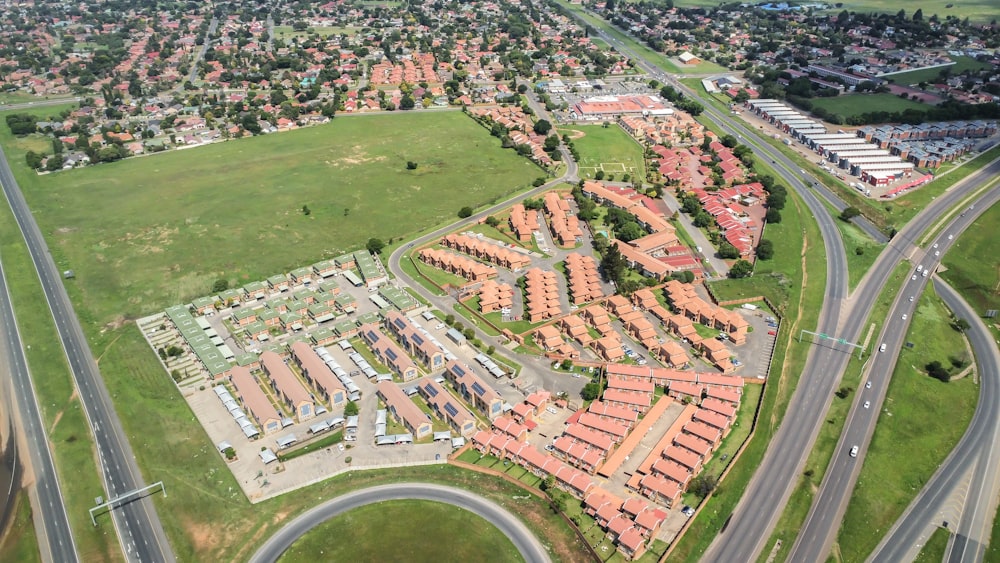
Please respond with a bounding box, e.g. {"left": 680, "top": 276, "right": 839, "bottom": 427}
{"left": 915, "top": 526, "right": 950, "bottom": 563}
{"left": 886, "top": 56, "right": 993, "bottom": 85}
{"left": 4, "top": 111, "right": 538, "bottom": 327}
{"left": 278, "top": 499, "right": 524, "bottom": 563}
{"left": 273, "top": 25, "right": 359, "bottom": 40}
{"left": 0, "top": 492, "right": 41, "bottom": 563}
{"left": 835, "top": 287, "right": 977, "bottom": 561}
{"left": 809, "top": 93, "right": 929, "bottom": 119}
{"left": 670, "top": 167, "right": 828, "bottom": 562}
{"left": 762, "top": 260, "right": 909, "bottom": 563}
{"left": 0, "top": 141, "right": 119, "bottom": 560}
{"left": 941, "top": 201, "right": 1000, "bottom": 318}
{"left": 821, "top": 200, "right": 884, "bottom": 291}
{"left": 561, "top": 124, "right": 645, "bottom": 181}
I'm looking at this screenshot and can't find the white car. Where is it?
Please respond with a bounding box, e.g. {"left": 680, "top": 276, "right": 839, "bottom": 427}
{"left": 435, "top": 323, "right": 445, "bottom": 330}
{"left": 911, "top": 275, "right": 917, "bottom": 281}
{"left": 850, "top": 445, "right": 859, "bottom": 458}
{"left": 902, "top": 314, "right": 907, "bottom": 320}
{"left": 864, "top": 401, "right": 870, "bottom": 409}
{"left": 909, "top": 296, "right": 914, "bottom": 302}
{"left": 934, "top": 250, "right": 939, "bottom": 256}
{"left": 922, "top": 270, "right": 929, "bottom": 277}
{"left": 866, "top": 381, "right": 872, "bottom": 389}
{"left": 948, "top": 234, "right": 953, "bottom": 240}
{"left": 933, "top": 243, "right": 938, "bottom": 249}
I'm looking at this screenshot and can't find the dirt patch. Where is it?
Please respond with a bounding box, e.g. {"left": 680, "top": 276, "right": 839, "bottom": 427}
{"left": 55, "top": 227, "right": 77, "bottom": 234}
{"left": 47, "top": 388, "right": 76, "bottom": 434}
{"left": 184, "top": 517, "right": 225, "bottom": 555}
{"left": 102, "top": 316, "right": 129, "bottom": 334}
{"left": 563, "top": 129, "right": 586, "bottom": 140}
{"left": 231, "top": 511, "right": 291, "bottom": 562}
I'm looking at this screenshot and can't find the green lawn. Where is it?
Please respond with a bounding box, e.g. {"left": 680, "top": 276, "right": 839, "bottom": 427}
{"left": 0, "top": 492, "right": 41, "bottom": 563}
{"left": 560, "top": 124, "right": 645, "bottom": 181}
{"left": 660, "top": 0, "right": 998, "bottom": 23}
{"left": 7, "top": 111, "right": 539, "bottom": 327}
{"left": 276, "top": 431, "right": 344, "bottom": 462}
{"left": 273, "top": 24, "right": 359, "bottom": 40}
{"left": 279, "top": 499, "right": 524, "bottom": 563}
{"left": 763, "top": 260, "right": 909, "bottom": 563}
{"left": 820, "top": 200, "right": 884, "bottom": 291}
{"left": 941, "top": 201, "right": 1000, "bottom": 318}
{"left": 886, "top": 56, "right": 993, "bottom": 86}
{"left": 835, "top": 288, "right": 977, "bottom": 562}
{"left": 915, "top": 526, "right": 950, "bottom": 563}
{"left": 809, "top": 93, "right": 929, "bottom": 119}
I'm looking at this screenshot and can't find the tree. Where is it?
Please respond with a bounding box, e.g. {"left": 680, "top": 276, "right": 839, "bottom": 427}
{"left": 600, "top": 242, "right": 628, "bottom": 284}
{"left": 839, "top": 207, "right": 861, "bottom": 221}
{"left": 533, "top": 119, "right": 552, "bottom": 135}
{"left": 344, "top": 400, "right": 359, "bottom": 416}
{"left": 406, "top": 161, "right": 418, "bottom": 170}
{"left": 757, "top": 239, "right": 775, "bottom": 260}
{"left": 400, "top": 95, "right": 415, "bottom": 110}
{"left": 765, "top": 208, "right": 782, "bottom": 224}
{"left": 718, "top": 242, "right": 741, "bottom": 259}
{"left": 25, "top": 151, "right": 44, "bottom": 169}
{"left": 458, "top": 206, "right": 473, "bottom": 218}
{"left": 366, "top": 238, "right": 385, "bottom": 255}
{"left": 212, "top": 279, "right": 229, "bottom": 293}
{"left": 581, "top": 382, "right": 601, "bottom": 401}
{"left": 926, "top": 361, "right": 950, "bottom": 382}
{"left": 729, "top": 260, "right": 754, "bottom": 278}
{"left": 689, "top": 475, "right": 718, "bottom": 498}
{"left": 301, "top": 205, "right": 311, "bottom": 216}
{"left": 617, "top": 222, "right": 646, "bottom": 243}
{"left": 952, "top": 318, "right": 971, "bottom": 333}
{"left": 485, "top": 215, "right": 500, "bottom": 227}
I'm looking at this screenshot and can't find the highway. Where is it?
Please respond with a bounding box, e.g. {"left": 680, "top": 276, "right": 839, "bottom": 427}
{"left": 867, "top": 198, "right": 1000, "bottom": 563}
{"left": 248, "top": 483, "right": 551, "bottom": 563}
{"left": 789, "top": 161, "right": 1000, "bottom": 561}
{"left": 0, "top": 145, "right": 174, "bottom": 562}
{"left": 0, "top": 257, "right": 78, "bottom": 563}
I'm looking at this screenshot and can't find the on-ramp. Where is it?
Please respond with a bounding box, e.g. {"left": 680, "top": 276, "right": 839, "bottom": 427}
{"left": 249, "top": 483, "right": 551, "bottom": 563}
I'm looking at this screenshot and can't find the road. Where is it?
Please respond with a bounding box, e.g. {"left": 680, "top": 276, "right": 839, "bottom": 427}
{"left": 867, "top": 198, "right": 1000, "bottom": 563}
{"left": 248, "top": 483, "right": 551, "bottom": 563}
{"left": 789, "top": 160, "right": 1000, "bottom": 562}
{"left": 0, "top": 257, "right": 78, "bottom": 563}
{"left": 0, "top": 145, "right": 174, "bottom": 562}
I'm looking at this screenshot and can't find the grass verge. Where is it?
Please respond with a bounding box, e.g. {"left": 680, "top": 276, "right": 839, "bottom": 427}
{"left": 0, "top": 491, "right": 41, "bottom": 563}
{"left": 914, "top": 526, "right": 950, "bottom": 563}
{"left": 278, "top": 498, "right": 525, "bottom": 562}
{"left": 276, "top": 431, "right": 343, "bottom": 463}
{"left": 940, "top": 200, "right": 1000, "bottom": 323}
{"left": 834, "top": 287, "right": 976, "bottom": 561}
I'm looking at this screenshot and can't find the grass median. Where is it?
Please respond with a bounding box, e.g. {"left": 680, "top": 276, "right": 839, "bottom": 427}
{"left": 834, "top": 286, "right": 976, "bottom": 561}
{"left": 0, "top": 491, "right": 41, "bottom": 563}
{"left": 761, "top": 259, "right": 909, "bottom": 563}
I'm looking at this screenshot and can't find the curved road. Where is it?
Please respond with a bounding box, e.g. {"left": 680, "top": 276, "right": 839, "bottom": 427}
{"left": 248, "top": 483, "right": 551, "bottom": 563}
{"left": 0, "top": 145, "right": 173, "bottom": 562}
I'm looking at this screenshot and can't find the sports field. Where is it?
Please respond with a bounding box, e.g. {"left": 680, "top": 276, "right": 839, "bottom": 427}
{"left": 278, "top": 499, "right": 524, "bottom": 563}
{"left": 560, "top": 124, "right": 645, "bottom": 181}
{"left": 809, "top": 93, "right": 929, "bottom": 119}
{"left": 10, "top": 111, "right": 539, "bottom": 325}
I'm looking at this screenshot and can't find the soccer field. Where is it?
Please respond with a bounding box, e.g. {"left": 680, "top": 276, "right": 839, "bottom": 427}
{"left": 9, "top": 111, "right": 540, "bottom": 324}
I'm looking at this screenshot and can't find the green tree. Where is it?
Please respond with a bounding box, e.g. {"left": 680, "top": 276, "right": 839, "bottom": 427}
{"left": 581, "top": 382, "right": 601, "bottom": 401}
{"left": 457, "top": 206, "right": 473, "bottom": 218}
{"left": 344, "top": 400, "right": 359, "bottom": 416}
{"left": 366, "top": 238, "right": 385, "bottom": 255}
{"left": 839, "top": 207, "right": 861, "bottom": 221}
{"left": 757, "top": 239, "right": 775, "bottom": 260}
{"left": 533, "top": 119, "right": 552, "bottom": 135}
{"left": 718, "top": 242, "right": 740, "bottom": 259}
{"left": 952, "top": 318, "right": 971, "bottom": 333}
{"left": 400, "top": 95, "right": 415, "bottom": 110}
{"left": 729, "top": 260, "right": 754, "bottom": 278}
{"left": 485, "top": 216, "right": 500, "bottom": 227}
{"left": 212, "top": 279, "right": 229, "bottom": 293}
{"left": 600, "top": 242, "right": 627, "bottom": 284}
{"left": 926, "top": 361, "right": 950, "bottom": 382}
{"left": 406, "top": 161, "right": 418, "bottom": 170}
{"left": 765, "top": 208, "right": 782, "bottom": 224}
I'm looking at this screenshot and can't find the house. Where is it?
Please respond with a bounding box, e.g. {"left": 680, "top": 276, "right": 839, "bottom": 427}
{"left": 377, "top": 380, "right": 432, "bottom": 438}
{"left": 493, "top": 415, "right": 529, "bottom": 442}
{"left": 418, "top": 377, "right": 477, "bottom": 437}
{"left": 230, "top": 365, "right": 281, "bottom": 434}
{"left": 360, "top": 324, "right": 420, "bottom": 381}
{"left": 445, "top": 360, "right": 504, "bottom": 419}
{"left": 289, "top": 341, "right": 346, "bottom": 407}
{"left": 259, "top": 351, "right": 315, "bottom": 422}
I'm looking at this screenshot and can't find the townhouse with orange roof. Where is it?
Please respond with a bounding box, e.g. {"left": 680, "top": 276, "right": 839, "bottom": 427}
{"left": 260, "top": 351, "right": 315, "bottom": 422}
{"left": 377, "top": 380, "right": 432, "bottom": 439}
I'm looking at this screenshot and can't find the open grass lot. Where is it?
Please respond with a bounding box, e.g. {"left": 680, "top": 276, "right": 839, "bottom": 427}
{"left": 561, "top": 125, "right": 645, "bottom": 181}
{"left": 273, "top": 24, "right": 358, "bottom": 40}
{"left": 941, "top": 200, "right": 1000, "bottom": 319}
{"left": 763, "top": 260, "right": 909, "bottom": 563}
{"left": 820, "top": 200, "right": 884, "bottom": 291}
{"left": 670, "top": 173, "right": 828, "bottom": 562}
{"left": 0, "top": 492, "right": 41, "bottom": 563}
{"left": 658, "top": 0, "right": 998, "bottom": 22}
{"left": 887, "top": 56, "right": 993, "bottom": 86}
{"left": 278, "top": 499, "right": 524, "bottom": 563}
{"left": 809, "top": 93, "right": 929, "bottom": 119}
{"left": 835, "top": 288, "right": 976, "bottom": 562}
{"left": 5, "top": 111, "right": 539, "bottom": 327}
{"left": 915, "top": 526, "right": 950, "bottom": 563}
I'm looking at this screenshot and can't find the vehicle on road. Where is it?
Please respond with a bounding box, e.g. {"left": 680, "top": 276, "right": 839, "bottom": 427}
{"left": 880, "top": 343, "right": 887, "bottom": 352}
{"left": 922, "top": 269, "right": 929, "bottom": 277}
{"left": 909, "top": 296, "right": 914, "bottom": 302}
{"left": 864, "top": 401, "right": 871, "bottom": 409}
{"left": 901, "top": 314, "right": 907, "bottom": 320}
{"left": 866, "top": 381, "right": 872, "bottom": 389}
{"left": 850, "top": 445, "right": 859, "bottom": 458}
{"left": 911, "top": 275, "right": 917, "bottom": 281}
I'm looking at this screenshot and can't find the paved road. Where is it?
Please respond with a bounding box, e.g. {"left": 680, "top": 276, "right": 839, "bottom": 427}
{"left": 248, "top": 483, "right": 551, "bottom": 563}
{"left": 790, "top": 160, "right": 1000, "bottom": 562}
{"left": 0, "top": 146, "right": 174, "bottom": 562}
{"left": 867, "top": 197, "right": 1000, "bottom": 563}
{"left": 0, "top": 258, "right": 78, "bottom": 563}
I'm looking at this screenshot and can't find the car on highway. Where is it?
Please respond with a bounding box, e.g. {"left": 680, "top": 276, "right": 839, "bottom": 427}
{"left": 922, "top": 270, "right": 929, "bottom": 277}
{"left": 880, "top": 343, "right": 887, "bottom": 352}
{"left": 866, "top": 380, "right": 873, "bottom": 389}
{"left": 909, "top": 296, "right": 914, "bottom": 302}
{"left": 850, "top": 445, "right": 859, "bottom": 458}
{"left": 934, "top": 250, "right": 939, "bottom": 256}
{"left": 901, "top": 314, "right": 907, "bottom": 320}
{"left": 864, "top": 401, "right": 871, "bottom": 409}
{"left": 911, "top": 275, "right": 917, "bottom": 281}
{"left": 933, "top": 243, "right": 938, "bottom": 249}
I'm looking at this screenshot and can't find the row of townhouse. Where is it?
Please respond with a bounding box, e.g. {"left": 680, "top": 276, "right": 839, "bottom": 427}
{"left": 441, "top": 233, "right": 532, "bottom": 271}
{"left": 533, "top": 323, "right": 578, "bottom": 359}
{"left": 584, "top": 488, "right": 668, "bottom": 560}
{"left": 376, "top": 380, "right": 432, "bottom": 439}
{"left": 474, "top": 279, "right": 513, "bottom": 314}
{"left": 543, "top": 191, "right": 584, "bottom": 247}
{"left": 418, "top": 377, "right": 477, "bottom": 437}
{"left": 523, "top": 268, "right": 562, "bottom": 323}
{"left": 564, "top": 252, "right": 605, "bottom": 305}
{"left": 509, "top": 390, "right": 553, "bottom": 425}
{"left": 360, "top": 323, "right": 420, "bottom": 381}
{"left": 508, "top": 202, "right": 541, "bottom": 242}
{"left": 419, "top": 247, "right": 497, "bottom": 282}
{"left": 664, "top": 280, "right": 749, "bottom": 344}
{"left": 385, "top": 310, "right": 446, "bottom": 371}
{"left": 606, "top": 363, "right": 744, "bottom": 404}
{"left": 443, "top": 359, "right": 505, "bottom": 420}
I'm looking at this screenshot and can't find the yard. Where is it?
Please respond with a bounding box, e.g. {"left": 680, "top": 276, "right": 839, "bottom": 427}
{"left": 5, "top": 110, "right": 540, "bottom": 327}
{"left": 278, "top": 499, "right": 525, "bottom": 563}
{"left": 835, "top": 288, "right": 977, "bottom": 562}
{"left": 809, "top": 93, "right": 929, "bottom": 119}
{"left": 560, "top": 124, "right": 646, "bottom": 181}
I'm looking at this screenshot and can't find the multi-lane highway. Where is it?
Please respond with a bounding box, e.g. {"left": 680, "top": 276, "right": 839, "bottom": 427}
{"left": 0, "top": 146, "right": 173, "bottom": 562}
{"left": 0, "top": 258, "right": 78, "bottom": 563}
{"left": 248, "top": 483, "right": 551, "bottom": 563}
{"left": 790, "top": 161, "right": 1000, "bottom": 561}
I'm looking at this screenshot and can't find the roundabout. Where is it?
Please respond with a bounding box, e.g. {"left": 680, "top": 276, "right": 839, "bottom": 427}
{"left": 249, "top": 483, "right": 551, "bottom": 563}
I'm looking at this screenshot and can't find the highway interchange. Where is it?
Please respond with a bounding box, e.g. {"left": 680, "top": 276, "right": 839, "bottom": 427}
{"left": 0, "top": 14, "right": 998, "bottom": 562}
{"left": 248, "top": 483, "right": 551, "bottom": 563}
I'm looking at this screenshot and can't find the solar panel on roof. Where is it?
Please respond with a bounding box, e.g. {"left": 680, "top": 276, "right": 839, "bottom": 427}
{"left": 385, "top": 348, "right": 397, "bottom": 361}
{"left": 452, "top": 364, "right": 466, "bottom": 376}
{"left": 444, "top": 403, "right": 459, "bottom": 417}
{"left": 472, "top": 382, "right": 486, "bottom": 397}
{"left": 424, "top": 384, "right": 439, "bottom": 397}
